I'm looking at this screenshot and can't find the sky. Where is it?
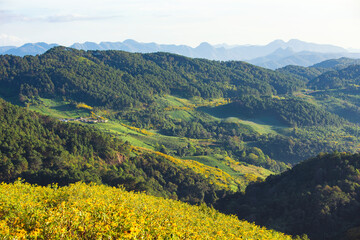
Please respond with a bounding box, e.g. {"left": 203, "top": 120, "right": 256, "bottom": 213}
{"left": 1, "top": 0, "right": 360, "bottom": 49}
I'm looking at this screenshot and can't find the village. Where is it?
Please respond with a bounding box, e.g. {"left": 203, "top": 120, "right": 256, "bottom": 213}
{"left": 59, "top": 116, "right": 108, "bottom": 124}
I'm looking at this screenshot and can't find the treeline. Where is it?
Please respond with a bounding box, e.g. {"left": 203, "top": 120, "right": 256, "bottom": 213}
{"left": 0, "top": 47, "right": 305, "bottom": 110}
{"left": 0, "top": 98, "right": 232, "bottom": 205}
{"left": 216, "top": 152, "right": 360, "bottom": 240}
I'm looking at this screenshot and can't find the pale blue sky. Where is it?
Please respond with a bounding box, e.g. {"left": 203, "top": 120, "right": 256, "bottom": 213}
{"left": 0, "top": 0, "right": 359, "bottom": 48}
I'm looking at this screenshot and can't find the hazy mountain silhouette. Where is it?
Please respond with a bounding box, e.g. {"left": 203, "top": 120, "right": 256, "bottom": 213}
{"left": 249, "top": 51, "right": 360, "bottom": 69}
{"left": 1, "top": 39, "right": 359, "bottom": 68}
{"left": 0, "top": 46, "right": 15, "bottom": 54}
{"left": 3, "top": 42, "right": 59, "bottom": 57}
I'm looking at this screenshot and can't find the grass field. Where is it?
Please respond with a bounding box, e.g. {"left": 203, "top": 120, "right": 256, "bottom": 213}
{"left": 183, "top": 155, "right": 273, "bottom": 179}
{"left": 167, "top": 110, "right": 194, "bottom": 121}
{"left": 157, "top": 96, "right": 283, "bottom": 135}
{"left": 183, "top": 155, "right": 241, "bottom": 176}
{"left": 199, "top": 103, "right": 290, "bottom": 135}
{"left": 28, "top": 98, "right": 90, "bottom": 118}
{"left": 182, "top": 154, "right": 273, "bottom": 191}
{"left": 223, "top": 117, "right": 286, "bottom": 135}
{"left": 154, "top": 95, "right": 192, "bottom": 108}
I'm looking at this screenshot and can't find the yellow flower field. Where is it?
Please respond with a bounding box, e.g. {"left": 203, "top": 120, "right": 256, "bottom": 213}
{"left": 0, "top": 181, "right": 294, "bottom": 240}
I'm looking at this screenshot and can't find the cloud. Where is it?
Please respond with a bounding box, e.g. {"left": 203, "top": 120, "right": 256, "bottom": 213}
{"left": 0, "top": 10, "right": 120, "bottom": 23}
{"left": 0, "top": 34, "right": 24, "bottom": 46}
{"left": 45, "top": 14, "right": 119, "bottom": 22}
{"left": 0, "top": 10, "right": 31, "bottom": 23}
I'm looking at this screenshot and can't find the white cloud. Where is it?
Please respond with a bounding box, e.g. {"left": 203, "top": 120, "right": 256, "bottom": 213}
{"left": 0, "top": 10, "right": 119, "bottom": 23}
{"left": 0, "top": 34, "right": 24, "bottom": 46}
{"left": 45, "top": 14, "right": 119, "bottom": 23}
{"left": 0, "top": 10, "right": 30, "bottom": 23}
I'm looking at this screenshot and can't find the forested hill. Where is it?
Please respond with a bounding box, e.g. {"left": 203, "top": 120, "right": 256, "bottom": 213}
{"left": 1, "top": 48, "right": 360, "bottom": 168}
{"left": 309, "top": 65, "right": 360, "bottom": 90}
{"left": 216, "top": 152, "right": 360, "bottom": 240}
{"left": 311, "top": 57, "right": 360, "bottom": 70}
{"left": 0, "top": 97, "right": 235, "bottom": 205}
{"left": 276, "top": 58, "right": 360, "bottom": 82}
{"left": 0, "top": 46, "right": 305, "bottom": 109}
{"left": 276, "top": 65, "right": 325, "bottom": 81}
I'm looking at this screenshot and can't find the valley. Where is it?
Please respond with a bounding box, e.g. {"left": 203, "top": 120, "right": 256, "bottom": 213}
{"left": 0, "top": 47, "right": 360, "bottom": 239}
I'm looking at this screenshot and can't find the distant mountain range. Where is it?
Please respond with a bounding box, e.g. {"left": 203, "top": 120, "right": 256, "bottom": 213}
{"left": 1, "top": 39, "right": 360, "bottom": 69}
{"left": 1, "top": 42, "right": 59, "bottom": 56}
{"left": 248, "top": 48, "right": 360, "bottom": 69}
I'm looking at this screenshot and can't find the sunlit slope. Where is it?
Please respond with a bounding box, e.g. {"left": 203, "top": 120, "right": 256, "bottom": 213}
{"left": 0, "top": 97, "right": 241, "bottom": 205}
{"left": 133, "top": 146, "right": 268, "bottom": 192}
{"left": 27, "top": 96, "right": 273, "bottom": 190}
{"left": 0, "top": 181, "right": 295, "bottom": 240}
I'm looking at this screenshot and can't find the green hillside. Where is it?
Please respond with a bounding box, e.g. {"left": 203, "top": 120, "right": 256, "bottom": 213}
{"left": 276, "top": 58, "right": 360, "bottom": 81}
{"left": 288, "top": 63, "right": 360, "bottom": 125}
{"left": 311, "top": 57, "right": 360, "bottom": 70}
{"left": 24, "top": 95, "right": 276, "bottom": 187}
{"left": 277, "top": 65, "right": 325, "bottom": 80}
{"left": 0, "top": 47, "right": 304, "bottom": 110}
{"left": 217, "top": 152, "right": 360, "bottom": 240}
{"left": 309, "top": 65, "right": 360, "bottom": 90}
{"left": 1, "top": 49, "right": 360, "bottom": 170}
{"left": 0, "top": 98, "right": 242, "bottom": 205}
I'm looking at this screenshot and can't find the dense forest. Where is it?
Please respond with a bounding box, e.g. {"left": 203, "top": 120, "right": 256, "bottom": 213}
{"left": 216, "top": 152, "right": 360, "bottom": 240}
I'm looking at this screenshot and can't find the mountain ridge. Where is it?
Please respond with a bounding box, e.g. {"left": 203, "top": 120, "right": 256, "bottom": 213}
{"left": 249, "top": 51, "right": 360, "bottom": 69}
{"left": 2, "top": 39, "right": 359, "bottom": 69}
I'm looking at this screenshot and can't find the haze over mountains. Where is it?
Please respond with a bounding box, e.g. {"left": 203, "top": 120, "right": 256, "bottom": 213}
{"left": 1, "top": 39, "right": 360, "bottom": 69}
